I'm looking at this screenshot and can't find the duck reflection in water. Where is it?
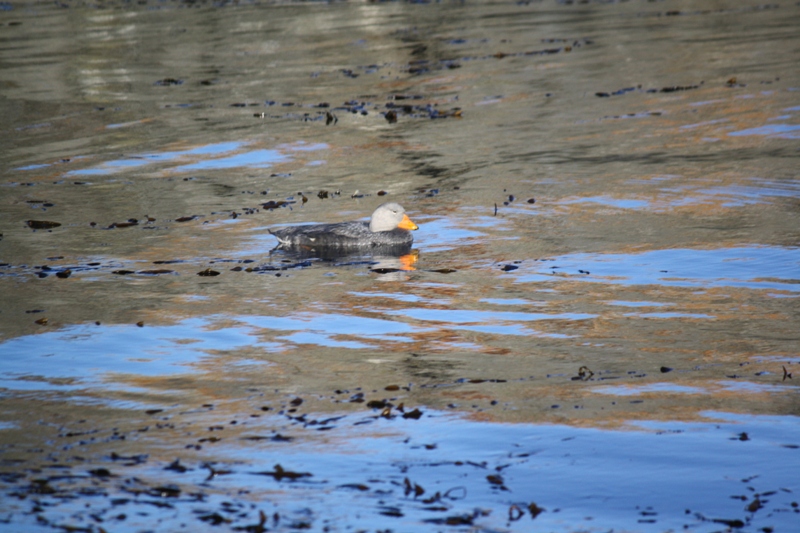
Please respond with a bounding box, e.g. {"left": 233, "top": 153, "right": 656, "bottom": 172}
{"left": 268, "top": 202, "right": 420, "bottom": 271}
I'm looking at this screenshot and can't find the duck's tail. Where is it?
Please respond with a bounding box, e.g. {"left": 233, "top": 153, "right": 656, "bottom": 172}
{"left": 269, "top": 229, "right": 292, "bottom": 246}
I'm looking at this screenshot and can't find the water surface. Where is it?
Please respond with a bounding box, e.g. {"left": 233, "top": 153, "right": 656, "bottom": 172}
{"left": 1, "top": 0, "right": 799, "bottom": 530}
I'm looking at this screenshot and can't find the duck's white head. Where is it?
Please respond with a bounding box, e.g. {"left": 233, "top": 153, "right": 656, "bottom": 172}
{"left": 369, "top": 202, "right": 419, "bottom": 233}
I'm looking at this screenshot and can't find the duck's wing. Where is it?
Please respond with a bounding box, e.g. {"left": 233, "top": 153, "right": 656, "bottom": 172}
{"left": 271, "top": 221, "right": 371, "bottom": 246}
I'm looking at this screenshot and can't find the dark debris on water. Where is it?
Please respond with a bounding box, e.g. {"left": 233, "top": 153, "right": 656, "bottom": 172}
{"left": 595, "top": 82, "right": 702, "bottom": 98}
{"left": 250, "top": 95, "right": 463, "bottom": 123}
{"left": 0, "top": 379, "right": 795, "bottom": 532}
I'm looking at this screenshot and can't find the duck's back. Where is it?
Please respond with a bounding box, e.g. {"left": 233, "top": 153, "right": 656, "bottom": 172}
{"left": 271, "top": 221, "right": 412, "bottom": 247}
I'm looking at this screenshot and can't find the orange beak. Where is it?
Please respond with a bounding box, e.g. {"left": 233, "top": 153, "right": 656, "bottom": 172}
{"left": 398, "top": 214, "right": 418, "bottom": 231}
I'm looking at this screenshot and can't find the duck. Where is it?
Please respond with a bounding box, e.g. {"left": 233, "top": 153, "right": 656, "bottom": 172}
{"left": 270, "top": 202, "right": 418, "bottom": 248}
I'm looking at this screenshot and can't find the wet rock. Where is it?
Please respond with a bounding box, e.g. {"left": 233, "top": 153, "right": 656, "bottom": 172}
{"left": 572, "top": 366, "right": 594, "bottom": 381}
{"left": 198, "top": 512, "right": 230, "bottom": 525}
{"left": 149, "top": 484, "right": 181, "bottom": 498}
{"left": 660, "top": 84, "right": 699, "bottom": 93}
{"left": 746, "top": 497, "right": 763, "bottom": 512}
{"left": 26, "top": 220, "right": 61, "bottom": 229}
{"left": 339, "top": 483, "right": 369, "bottom": 491}
{"left": 711, "top": 518, "right": 745, "bottom": 528}
{"left": 164, "top": 460, "right": 189, "bottom": 473}
{"left": 371, "top": 268, "right": 402, "bottom": 274}
{"left": 254, "top": 464, "right": 311, "bottom": 481}
{"left": 349, "top": 392, "right": 364, "bottom": 403}
{"left": 109, "top": 219, "right": 138, "bottom": 228}
{"left": 402, "top": 408, "right": 423, "bottom": 420}
{"left": 367, "top": 399, "right": 389, "bottom": 409}
{"left": 529, "top": 502, "right": 545, "bottom": 518}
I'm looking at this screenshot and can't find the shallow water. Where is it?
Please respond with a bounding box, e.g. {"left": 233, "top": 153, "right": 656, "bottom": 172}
{"left": 1, "top": 0, "right": 799, "bottom": 531}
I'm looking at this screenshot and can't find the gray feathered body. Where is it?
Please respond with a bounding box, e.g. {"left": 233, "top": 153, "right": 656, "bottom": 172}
{"left": 270, "top": 221, "right": 414, "bottom": 248}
